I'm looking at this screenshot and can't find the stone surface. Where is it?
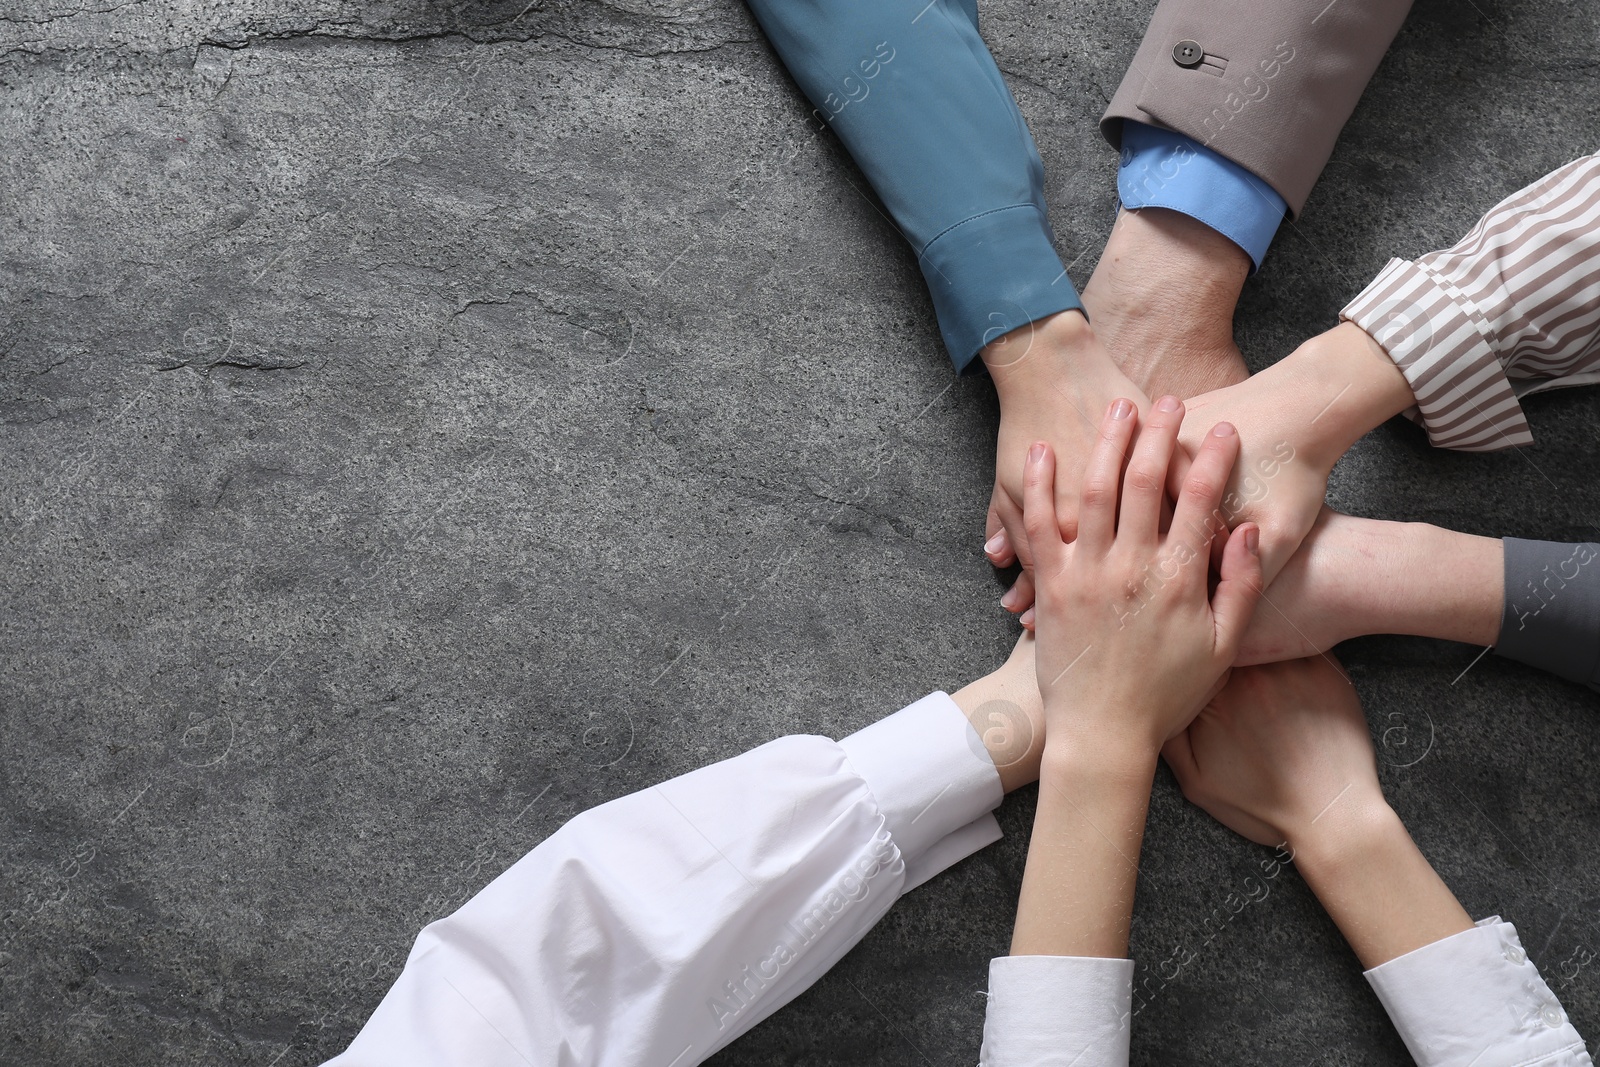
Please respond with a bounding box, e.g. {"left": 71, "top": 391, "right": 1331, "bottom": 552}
{"left": 3, "top": 0, "right": 1599, "bottom": 1063}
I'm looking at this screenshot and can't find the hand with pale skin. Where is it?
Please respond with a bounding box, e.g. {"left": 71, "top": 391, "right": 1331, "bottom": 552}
{"left": 1163, "top": 657, "right": 1380, "bottom": 850}
{"left": 999, "top": 474, "right": 1508, "bottom": 663}
{"left": 981, "top": 310, "right": 1153, "bottom": 617}
{"left": 1165, "top": 657, "right": 1474, "bottom": 968}
{"left": 1009, "top": 396, "right": 1263, "bottom": 960}
{"left": 1166, "top": 322, "right": 1417, "bottom": 584}
{"left": 1023, "top": 398, "right": 1263, "bottom": 743}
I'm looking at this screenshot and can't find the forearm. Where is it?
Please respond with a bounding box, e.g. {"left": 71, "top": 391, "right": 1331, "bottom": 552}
{"left": 1382, "top": 525, "right": 1503, "bottom": 645}
{"left": 1303, "top": 800, "right": 1592, "bottom": 1065}
{"left": 1010, "top": 742, "right": 1155, "bottom": 959}
{"left": 1306, "top": 515, "right": 1502, "bottom": 647}
{"left": 1082, "top": 207, "right": 1251, "bottom": 399}
{"left": 1293, "top": 801, "right": 1474, "bottom": 970}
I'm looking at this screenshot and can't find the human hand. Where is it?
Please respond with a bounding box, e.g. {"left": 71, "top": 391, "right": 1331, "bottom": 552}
{"left": 1167, "top": 323, "right": 1415, "bottom": 584}
{"left": 1162, "top": 656, "right": 1381, "bottom": 850}
{"left": 992, "top": 225, "right": 1252, "bottom": 632}
{"left": 1164, "top": 656, "right": 1476, "bottom": 968}
{"left": 1166, "top": 379, "right": 1332, "bottom": 586}
{"left": 1023, "top": 396, "right": 1263, "bottom": 757}
{"left": 982, "top": 311, "right": 1152, "bottom": 618}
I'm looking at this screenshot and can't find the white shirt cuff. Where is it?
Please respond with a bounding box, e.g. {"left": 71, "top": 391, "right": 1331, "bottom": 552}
{"left": 838, "top": 691, "right": 1004, "bottom": 887}
{"left": 1365, "top": 917, "right": 1591, "bottom": 1066}
{"left": 979, "top": 955, "right": 1134, "bottom": 1067}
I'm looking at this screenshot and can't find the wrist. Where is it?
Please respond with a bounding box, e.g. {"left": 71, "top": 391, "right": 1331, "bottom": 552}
{"left": 1392, "top": 523, "right": 1504, "bottom": 645}
{"left": 1289, "top": 794, "right": 1476, "bottom": 968}
{"left": 1288, "top": 793, "right": 1403, "bottom": 887}
{"left": 1326, "top": 517, "right": 1503, "bottom": 646}
{"left": 1312, "top": 513, "right": 1426, "bottom": 640}
{"left": 953, "top": 638, "right": 1046, "bottom": 794}
{"left": 1278, "top": 323, "right": 1415, "bottom": 468}
{"left": 980, "top": 309, "right": 1092, "bottom": 382}
{"left": 1091, "top": 207, "right": 1250, "bottom": 312}
{"left": 1081, "top": 208, "right": 1250, "bottom": 397}
{"left": 1040, "top": 731, "right": 1159, "bottom": 786}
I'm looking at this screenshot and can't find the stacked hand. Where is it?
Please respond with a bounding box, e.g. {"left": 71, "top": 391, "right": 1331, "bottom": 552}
{"left": 1163, "top": 657, "right": 1382, "bottom": 850}
{"left": 1166, "top": 375, "right": 1339, "bottom": 585}
{"left": 1008, "top": 395, "right": 1264, "bottom": 959}
{"left": 1235, "top": 509, "right": 1505, "bottom": 664}
{"left": 982, "top": 311, "right": 1152, "bottom": 617}
{"left": 1024, "top": 395, "right": 1263, "bottom": 755}
{"left": 1163, "top": 657, "right": 1475, "bottom": 968}
{"left": 988, "top": 318, "right": 1421, "bottom": 643}
{"left": 992, "top": 207, "right": 1480, "bottom": 979}
{"left": 1161, "top": 323, "right": 1414, "bottom": 585}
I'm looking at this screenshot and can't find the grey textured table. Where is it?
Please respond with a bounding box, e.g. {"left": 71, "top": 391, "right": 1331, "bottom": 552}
{"left": 3, "top": 0, "right": 1599, "bottom": 1063}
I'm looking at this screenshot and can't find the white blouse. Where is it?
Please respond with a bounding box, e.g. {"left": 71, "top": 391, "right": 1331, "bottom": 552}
{"left": 323, "top": 693, "right": 1590, "bottom": 1067}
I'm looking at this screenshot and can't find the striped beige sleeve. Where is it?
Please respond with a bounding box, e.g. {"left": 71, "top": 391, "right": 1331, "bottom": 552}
{"left": 1340, "top": 152, "right": 1600, "bottom": 452}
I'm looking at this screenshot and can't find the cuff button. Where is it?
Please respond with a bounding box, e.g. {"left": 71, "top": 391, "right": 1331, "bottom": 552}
{"left": 1172, "top": 40, "right": 1204, "bottom": 68}
{"left": 1542, "top": 1004, "right": 1565, "bottom": 1028}
{"left": 1504, "top": 945, "right": 1527, "bottom": 965}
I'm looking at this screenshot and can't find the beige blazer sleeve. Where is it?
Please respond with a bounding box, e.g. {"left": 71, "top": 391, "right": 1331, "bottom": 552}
{"left": 1101, "top": 0, "right": 1413, "bottom": 216}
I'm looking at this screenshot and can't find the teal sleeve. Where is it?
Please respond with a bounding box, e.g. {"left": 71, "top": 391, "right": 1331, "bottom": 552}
{"left": 745, "top": 0, "right": 1083, "bottom": 371}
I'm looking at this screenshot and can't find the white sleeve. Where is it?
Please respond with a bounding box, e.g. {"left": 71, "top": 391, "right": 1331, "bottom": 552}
{"left": 323, "top": 691, "right": 1004, "bottom": 1067}
{"left": 978, "top": 956, "right": 1133, "bottom": 1067}
{"left": 1364, "top": 917, "right": 1594, "bottom": 1067}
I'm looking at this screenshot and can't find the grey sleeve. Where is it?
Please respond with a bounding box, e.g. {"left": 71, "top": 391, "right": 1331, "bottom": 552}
{"left": 1495, "top": 538, "right": 1600, "bottom": 691}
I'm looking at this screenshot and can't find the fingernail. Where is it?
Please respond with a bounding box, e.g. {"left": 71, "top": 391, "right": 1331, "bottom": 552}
{"left": 1245, "top": 526, "right": 1260, "bottom": 555}
{"left": 1028, "top": 442, "right": 1045, "bottom": 464}
{"left": 1156, "top": 395, "right": 1181, "bottom": 413}
{"left": 1111, "top": 398, "right": 1133, "bottom": 420}
{"left": 1211, "top": 421, "right": 1237, "bottom": 437}
{"left": 1020, "top": 607, "right": 1035, "bottom": 629}
{"left": 1001, "top": 586, "right": 1020, "bottom": 610}
{"left": 984, "top": 532, "right": 1006, "bottom": 555}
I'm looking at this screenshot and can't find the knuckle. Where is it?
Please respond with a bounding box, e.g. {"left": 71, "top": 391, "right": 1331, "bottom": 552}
{"left": 1182, "top": 472, "right": 1222, "bottom": 500}
{"left": 1126, "top": 466, "right": 1163, "bottom": 495}
{"left": 1080, "top": 483, "right": 1117, "bottom": 511}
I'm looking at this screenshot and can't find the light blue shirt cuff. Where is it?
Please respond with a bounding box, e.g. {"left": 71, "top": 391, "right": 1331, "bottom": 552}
{"left": 1117, "top": 121, "right": 1287, "bottom": 271}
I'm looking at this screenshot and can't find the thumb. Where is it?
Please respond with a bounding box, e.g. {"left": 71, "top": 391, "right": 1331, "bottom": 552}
{"left": 1212, "top": 523, "right": 1264, "bottom": 659}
